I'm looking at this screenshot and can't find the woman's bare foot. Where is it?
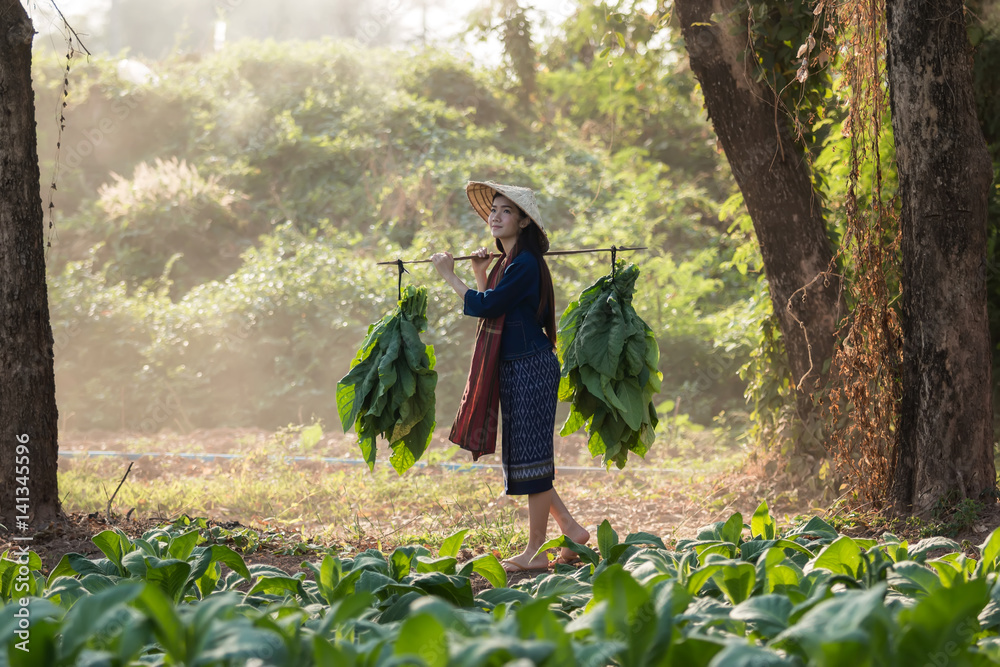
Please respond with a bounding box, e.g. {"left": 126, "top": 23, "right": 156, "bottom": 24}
{"left": 502, "top": 549, "right": 550, "bottom": 572}
{"left": 560, "top": 524, "right": 590, "bottom": 563}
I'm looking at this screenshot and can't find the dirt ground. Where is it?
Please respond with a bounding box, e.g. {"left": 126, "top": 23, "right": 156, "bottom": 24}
{"left": 5, "top": 428, "right": 1000, "bottom": 588}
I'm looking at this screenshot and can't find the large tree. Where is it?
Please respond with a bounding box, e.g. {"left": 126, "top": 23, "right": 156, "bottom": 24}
{"left": 0, "top": 0, "right": 61, "bottom": 528}
{"left": 673, "top": 0, "right": 843, "bottom": 421}
{"left": 887, "top": 0, "right": 996, "bottom": 513}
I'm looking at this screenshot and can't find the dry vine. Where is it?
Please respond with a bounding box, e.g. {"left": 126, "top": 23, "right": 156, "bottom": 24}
{"left": 824, "top": 0, "right": 903, "bottom": 508}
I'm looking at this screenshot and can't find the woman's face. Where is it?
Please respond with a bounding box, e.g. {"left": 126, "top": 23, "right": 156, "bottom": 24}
{"left": 488, "top": 195, "right": 527, "bottom": 245}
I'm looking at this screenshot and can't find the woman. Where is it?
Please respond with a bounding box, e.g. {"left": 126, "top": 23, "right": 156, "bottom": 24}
{"left": 431, "top": 181, "right": 589, "bottom": 572}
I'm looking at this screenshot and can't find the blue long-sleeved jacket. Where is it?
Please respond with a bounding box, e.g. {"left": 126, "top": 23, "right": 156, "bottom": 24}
{"left": 463, "top": 252, "right": 554, "bottom": 360}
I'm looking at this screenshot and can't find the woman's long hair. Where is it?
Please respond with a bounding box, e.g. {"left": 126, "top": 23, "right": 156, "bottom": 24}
{"left": 495, "top": 204, "right": 557, "bottom": 347}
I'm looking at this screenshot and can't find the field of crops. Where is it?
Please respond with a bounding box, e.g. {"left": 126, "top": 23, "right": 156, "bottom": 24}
{"left": 3, "top": 501, "right": 1000, "bottom": 666}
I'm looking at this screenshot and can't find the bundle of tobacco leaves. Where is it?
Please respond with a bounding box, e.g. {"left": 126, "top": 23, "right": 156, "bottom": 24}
{"left": 557, "top": 262, "right": 661, "bottom": 468}
{"left": 336, "top": 285, "right": 437, "bottom": 474}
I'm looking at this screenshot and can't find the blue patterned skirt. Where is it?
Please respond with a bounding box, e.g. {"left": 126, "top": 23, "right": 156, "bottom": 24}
{"left": 499, "top": 347, "right": 559, "bottom": 495}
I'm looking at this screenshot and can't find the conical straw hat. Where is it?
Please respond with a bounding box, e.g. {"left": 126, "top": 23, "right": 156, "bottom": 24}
{"left": 466, "top": 180, "right": 549, "bottom": 253}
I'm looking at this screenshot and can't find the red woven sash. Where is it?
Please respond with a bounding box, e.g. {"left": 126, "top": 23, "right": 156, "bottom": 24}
{"left": 448, "top": 256, "right": 506, "bottom": 460}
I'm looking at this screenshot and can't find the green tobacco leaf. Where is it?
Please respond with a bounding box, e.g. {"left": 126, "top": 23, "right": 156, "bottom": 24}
{"left": 477, "top": 587, "right": 532, "bottom": 608}
{"left": 771, "top": 539, "right": 815, "bottom": 559}
{"left": 440, "top": 529, "right": 469, "bottom": 558}
{"left": 395, "top": 361, "right": 416, "bottom": 400}
{"left": 809, "top": 536, "right": 861, "bottom": 578}
{"left": 751, "top": 501, "right": 776, "bottom": 540}
{"left": 207, "top": 545, "right": 251, "bottom": 581}
{"left": 316, "top": 554, "right": 341, "bottom": 599}
{"left": 895, "top": 578, "right": 989, "bottom": 664}
{"left": 135, "top": 583, "right": 185, "bottom": 661}
{"left": 908, "top": 536, "right": 961, "bottom": 562}
{"left": 622, "top": 532, "right": 667, "bottom": 550}
{"left": 611, "top": 378, "right": 644, "bottom": 431}
{"left": 693, "top": 540, "right": 738, "bottom": 560}
{"left": 336, "top": 356, "right": 374, "bottom": 432}
{"left": 459, "top": 554, "right": 507, "bottom": 590}
{"left": 557, "top": 374, "right": 577, "bottom": 404}
{"left": 400, "top": 318, "right": 428, "bottom": 371}
{"left": 610, "top": 532, "right": 667, "bottom": 562}
{"left": 601, "top": 374, "right": 628, "bottom": 414}
{"left": 336, "top": 286, "right": 437, "bottom": 473}
{"left": 358, "top": 432, "right": 377, "bottom": 471}
{"left": 416, "top": 556, "right": 458, "bottom": 574}
{"left": 980, "top": 528, "right": 1000, "bottom": 573}
{"left": 623, "top": 332, "right": 646, "bottom": 376}
{"left": 559, "top": 403, "right": 587, "bottom": 436}
{"left": 534, "top": 535, "right": 600, "bottom": 567}
{"left": 389, "top": 547, "right": 416, "bottom": 582}
{"left": 708, "top": 643, "right": 797, "bottom": 666}
{"left": 731, "top": 594, "right": 793, "bottom": 638}
{"left": 395, "top": 614, "right": 448, "bottom": 667}
{"left": 766, "top": 564, "right": 802, "bottom": 595}
{"left": 773, "top": 584, "right": 888, "bottom": 658}
{"left": 587, "top": 564, "right": 655, "bottom": 663}
{"left": 91, "top": 530, "right": 130, "bottom": 576}
{"left": 686, "top": 564, "right": 723, "bottom": 596}
{"left": 139, "top": 556, "right": 192, "bottom": 602}
{"left": 392, "top": 403, "right": 435, "bottom": 474}
{"left": 248, "top": 575, "right": 307, "bottom": 599}
{"left": 578, "top": 295, "right": 625, "bottom": 379}
{"left": 786, "top": 516, "right": 839, "bottom": 541}
{"left": 721, "top": 512, "right": 745, "bottom": 546}
{"left": 58, "top": 580, "right": 144, "bottom": 657}
{"left": 598, "top": 520, "right": 619, "bottom": 562}
{"left": 671, "top": 636, "right": 726, "bottom": 665}
{"left": 557, "top": 264, "right": 659, "bottom": 469}
{"left": 888, "top": 561, "right": 943, "bottom": 597}
{"left": 579, "top": 365, "right": 608, "bottom": 405}
{"left": 712, "top": 562, "right": 756, "bottom": 605}
{"left": 46, "top": 553, "right": 105, "bottom": 584}
{"left": 189, "top": 546, "right": 227, "bottom": 594}
{"left": 407, "top": 572, "right": 474, "bottom": 607}
{"left": 166, "top": 529, "right": 201, "bottom": 562}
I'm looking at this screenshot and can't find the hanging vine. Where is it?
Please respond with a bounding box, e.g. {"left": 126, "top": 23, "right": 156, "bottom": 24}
{"left": 733, "top": 0, "right": 902, "bottom": 504}
{"left": 824, "top": 0, "right": 902, "bottom": 508}
{"left": 33, "top": 0, "right": 91, "bottom": 255}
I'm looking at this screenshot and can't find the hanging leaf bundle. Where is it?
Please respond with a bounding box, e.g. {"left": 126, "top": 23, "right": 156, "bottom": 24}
{"left": 336, "top": 285, "right": 437, "bottom": 474}
{"left": 557, "top": 262, "right": 661, "bottom": 469}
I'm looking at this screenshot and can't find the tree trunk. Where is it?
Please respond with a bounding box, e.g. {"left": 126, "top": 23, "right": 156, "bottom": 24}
{"left": 887, "top": 0, "right": 996, "bottom": 514}
{"left": 674, "top": 0, "right": 843, "bottom": 418}
{"left": 0, "top": 0, "right": 61, "bottom": 528}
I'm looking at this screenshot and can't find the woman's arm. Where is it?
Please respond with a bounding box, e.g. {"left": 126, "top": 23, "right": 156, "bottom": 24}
{"left": 471, "top": 247, "right": 491, "bottom": 291}
{"left": 431, "top": 252, "right": 471, "bottom": 300}
{"left": 462, "top": 254, "right": 537, "bottom": 319}
{"left": 433, "top": 251, "right": 537, "bottom": 319}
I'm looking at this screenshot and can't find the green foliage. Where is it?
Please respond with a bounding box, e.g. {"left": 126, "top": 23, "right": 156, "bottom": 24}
{"left": 89, "top": 157, "right": 258, "bottom": 296}
{"left": 540, "top": 2, "right": 723, "bottom": 190}
{"left": 739, "top": 0, "right": 843, "bottom": 152}
{"left": 36, "top": 38, "right": 756, "bottom": 432}
{"left": 337, "top": 285, "right": 438, "bottom": 474}
{"left": 9, "top": 505, "right": 1000, "bottom": 665}
{"left": 557, "top": 262, "right": 662, "bottom": 468}
{"left": 468, "top": 0, "right": 537, "bottom": 101}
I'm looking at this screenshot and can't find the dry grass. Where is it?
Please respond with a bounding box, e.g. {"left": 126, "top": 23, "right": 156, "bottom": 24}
{"left": 56, "top": 423, "right": 789, "bottom": 556}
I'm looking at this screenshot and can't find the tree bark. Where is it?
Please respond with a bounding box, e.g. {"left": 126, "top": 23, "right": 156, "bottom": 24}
{"left": 674, "top": 0, "right": 843, "bottom": 417}
{"left": 887, "top": 0, "right": 996, "bottom": 514}
{"left": 0, "top": 0, "right": 61, "bottom": 528}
